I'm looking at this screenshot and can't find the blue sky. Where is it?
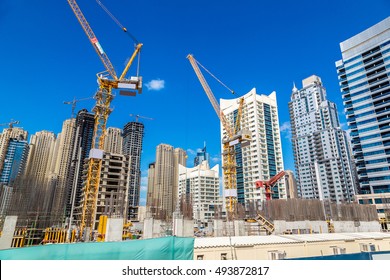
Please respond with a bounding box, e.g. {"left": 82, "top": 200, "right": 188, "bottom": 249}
{"left": 1, "top": 0, "right": 389, "bottom": 205}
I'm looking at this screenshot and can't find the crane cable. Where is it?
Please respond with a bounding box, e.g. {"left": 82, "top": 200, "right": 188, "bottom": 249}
{"left": 95, "top": 0, "right": 138, "bottom": 44}
{"left": 194, "top": 58, "right": 235, "bottom": 95}
{"left": 95, "top": 0, "right": 141, "bottom": 76}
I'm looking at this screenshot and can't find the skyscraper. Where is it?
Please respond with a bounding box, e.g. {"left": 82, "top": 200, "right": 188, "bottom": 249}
{"left": 0, "top": 135, "right": 29, "bottom": 216}
{"left": 104, "top": 127, "right": 123, "bottom": 154}
{"left": 122, "top": 121, "right": 144, "bottom": 220}
{"left": 0, "top": 135, "right": 29, "bottom": 185}
{"left": 23, "top": 130, "right": 57, "bottom": 222}
{"left": 0, "top": 127, "right": 28, "bottom": 175}
{"left": 289, "top": 75, "right": 357, "bottom": 203}
{"left": 220, "top": 88, "right": 286, "bottom": 210}
{"left": 51, "top": 118, "right": 76, "bottom": 224}
{"left": 336, "top": 17, "right": 390, "bottom": 215}
{"left": 193, "top": 143, "right": 210, "bottom": 167}
{"left": 147, "top": 143, "right": 186, "bottom": 220}
{"left": 66, "top": 109, "right": 94, "bottom": 221}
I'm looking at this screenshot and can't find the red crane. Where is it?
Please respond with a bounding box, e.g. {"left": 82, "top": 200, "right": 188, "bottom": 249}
{"left": 255, "top": 171, "right": 285, "bottom": 201}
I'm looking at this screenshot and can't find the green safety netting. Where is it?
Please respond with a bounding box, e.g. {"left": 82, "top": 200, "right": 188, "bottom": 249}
{"left": 0, "top": 236, "right": 194, "bottom": 260}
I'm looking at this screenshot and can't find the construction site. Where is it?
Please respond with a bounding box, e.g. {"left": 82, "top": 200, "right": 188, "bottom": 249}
{"left": 1, "top": 1, "right": 390, "bottom": 262}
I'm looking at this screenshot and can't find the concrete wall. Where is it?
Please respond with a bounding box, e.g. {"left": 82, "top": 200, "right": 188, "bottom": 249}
{"left": 333, "top": 221, "right": 381, "bottom": 233}
{"left": 173, "top": 217, "right": 194, "bottom": 237}
{"left": 143, "top": 218, "right": 165, "bottom": 239}
{"left": 274, "top": 220, "right": 328, "bottom": 234}
{"left": 105, "top": 218, "right": 123, "bottom": 242}
{"left": 213, "top": 219, "right": 224, "bottom": 237}
{"left": 0, "top": 216, "right": 17, "bottom": 250}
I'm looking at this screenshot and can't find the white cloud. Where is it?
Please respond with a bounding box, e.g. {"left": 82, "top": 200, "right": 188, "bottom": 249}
{"left": 186, "top": 148, "right": 196, "bottom": 156}
{"left": 211, "top": 156, "right": 221, "bottom": 163}
{"left": 280, "top": 121, "right": 292, "bottom": 141}
{"left": 145, "top": 79, "right": 165, "bottom": 91}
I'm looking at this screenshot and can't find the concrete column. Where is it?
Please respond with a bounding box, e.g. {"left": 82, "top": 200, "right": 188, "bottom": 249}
{"left": 0, "top": 216, "right": 17, "bottom": 250}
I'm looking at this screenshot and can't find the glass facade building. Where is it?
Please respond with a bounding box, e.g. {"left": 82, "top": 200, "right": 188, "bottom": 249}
{"left": 122, "top": 121, "right": 144, "bottom": 220}
{"left": 0, "top": 139, "right": 29, "bottom": 185}
{"left": 336, "top": 17, "right": 390, "bottom": 216}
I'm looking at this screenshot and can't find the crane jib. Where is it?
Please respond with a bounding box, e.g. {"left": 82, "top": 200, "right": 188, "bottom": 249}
{"left": 90, "top": 38, "right": 105, "bottom": 55}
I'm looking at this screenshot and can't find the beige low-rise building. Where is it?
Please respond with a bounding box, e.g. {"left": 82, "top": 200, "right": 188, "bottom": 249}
{"left": 194, "top": 232, "right": 390, "bottom": 260}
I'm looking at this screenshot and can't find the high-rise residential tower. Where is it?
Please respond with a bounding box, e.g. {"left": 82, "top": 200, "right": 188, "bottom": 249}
{"left": 336, "top": 17, "right": 390, "bottom": 215}
{"left": 0, "top": 131, "right": 29, "bottom": 185}
{"left": 178, "top": 160, "right": 220, "bottom": 227}
{"left": 22, "top": 130, "right": 57, "bottom": 222}
{"left": 220, "top": 88, "right": 286, "bottom": 210}
{"left": 51, "top": 118, "right": 76, "bottom": 224}
{"left": 147, "top": 144, "right": 186, "bottom": 220}
{"left": 66, "top": 109, "right": 94, "bottom": 221}
{"left": 105, "top": 127, "right": 123, "bottom": 154}
{"left": 122, "top": 121, "right": 144, "bottom": 220}
{"left": 0, "top": 134, "right": 29, "bottom": 216}
{"left": 289, "top": 75, "right": 357, "bottom": 203}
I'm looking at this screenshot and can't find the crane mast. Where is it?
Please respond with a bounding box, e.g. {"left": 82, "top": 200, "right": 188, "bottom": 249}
{"left": 187, "top": 54, "right": 251, "bottom": 217}
{"left": 67, "top": 0, "right": 143, "bottom": 240}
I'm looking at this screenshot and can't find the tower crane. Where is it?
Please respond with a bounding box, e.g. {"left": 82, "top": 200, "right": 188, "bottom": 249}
{"left": 63, "top": 96, "right": 94, "bottom": 118}
{"left": 129, "top": 114, "right": 154, "bottom": 122}
{"left": 255, "top": 170, "right": 285, "bottom": 201}
{"left": 67, "top": 0, "right": 143, "bottom": 240}
{"left": 187, "top": 54, "right": 251, "bottom": 217}
{"left": 0, "top": 120, "right": 20, "bottom": 177}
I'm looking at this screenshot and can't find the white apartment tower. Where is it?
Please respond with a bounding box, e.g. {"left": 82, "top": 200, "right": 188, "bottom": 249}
{"left": 336, "top": 17, "right": 390, "bottom": 215}
{"left": 178, "top": 160, "right": 220, "bottom": 227}
{"left": 289, "top": 75, "right": 357, "bottom": 203}
{"left": 220, "top": 88, "right": 286, "bottom": 210}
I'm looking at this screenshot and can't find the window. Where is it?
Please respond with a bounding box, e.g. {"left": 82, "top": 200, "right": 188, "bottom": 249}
{"left": 331, "top": 247, "right": 346, "bottom": 255}
{"left": 268, "top": 251, "right": 286, "bottom": 260}
{"left": 221, "top": 253, "right": 227, "bottom": 260}
{"left": 360, "top": 243, "right": 376, "bottom": 252}
{"left": 197, "top": 255, "right": 204, "bottom": 260}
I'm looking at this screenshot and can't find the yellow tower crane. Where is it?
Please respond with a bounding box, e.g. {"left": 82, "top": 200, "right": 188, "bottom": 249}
{"left": 187, "top": 54, "right": 251, "bottom": 218}
{"left": 0, "top": 120, "right": 20, "bottom": 177}
{"left": 67, "top": 0, "right": 143, "bottom": 240}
